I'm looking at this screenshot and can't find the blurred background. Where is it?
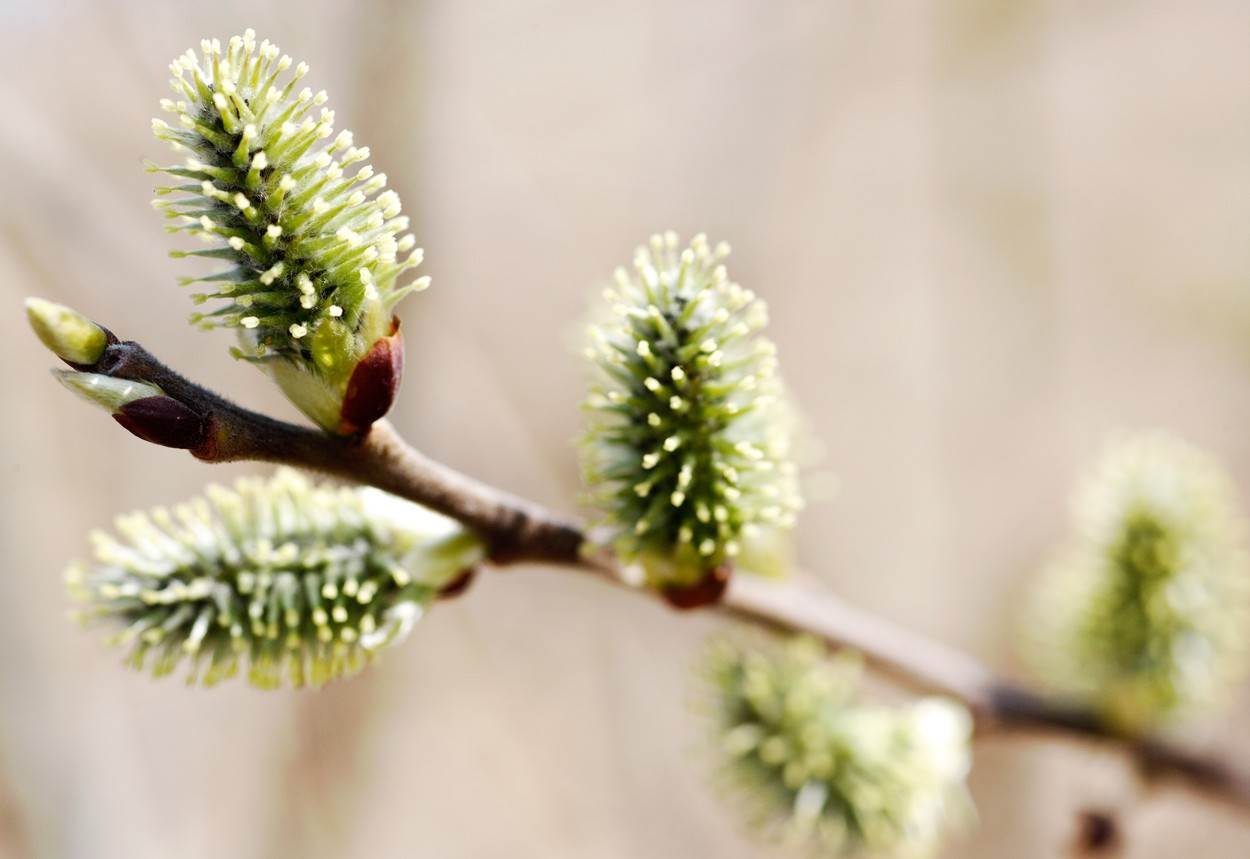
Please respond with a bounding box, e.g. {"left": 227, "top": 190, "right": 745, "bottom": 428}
{"left": 3, "top": 0, "right": 1250, "bottom": 856}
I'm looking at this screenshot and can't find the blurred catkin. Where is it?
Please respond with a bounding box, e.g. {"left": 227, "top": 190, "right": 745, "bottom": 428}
{"left": 700, "top": 636, "right": 971, "bottom": 857}
{"left": 1025, "top": 433, "right": 1250, "bottom": 732}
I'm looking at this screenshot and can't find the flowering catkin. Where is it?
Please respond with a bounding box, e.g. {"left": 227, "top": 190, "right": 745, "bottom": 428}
{"left": 1025, "top": 433, "right": 1250, "bottom": 731}
{"left": 150, "top": 30, "right": 423, "bottom": 432}
{"left": 701, "top": 636, "right": 972, "bottom": 857}
{"left": 68, "top": 469, "right": 483, "bottom": 689}
{"left": 581, "top": 233, "right": 801, "bottom": 592}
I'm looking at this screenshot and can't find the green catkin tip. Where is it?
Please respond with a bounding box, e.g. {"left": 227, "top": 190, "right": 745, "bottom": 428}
{"left": 1024, "top": 433, "right": 1250, "bottom": 732}
{"left": 67, "top": 468, "right": 485, "bottom": 689}
{"left": 26, "top": 298, "right": 108, "bottom": 365}
{"left": 54, "top": 370, "right": 163, "bottom": 413}
{"left": 151, "top": 30, "right": 425, "bottom": 431}
{"left": 700, "top": 636, "right": 972, "bottom": 857}
{"left": 580, "top": 232, "right": 802, "bottom": 589}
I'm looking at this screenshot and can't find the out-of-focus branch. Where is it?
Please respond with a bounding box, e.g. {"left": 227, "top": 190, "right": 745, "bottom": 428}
{"left": 723, "top": 577, "right": 1250, "bottom": 812}
{"left": 49, "top": 325, "right": 1250, "bottom": 813}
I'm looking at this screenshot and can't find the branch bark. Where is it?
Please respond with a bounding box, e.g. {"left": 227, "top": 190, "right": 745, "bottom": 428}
{"left": 98, "top": 339, "right": 587, "bottom": 565}
{"left": 74, "top": 334, "right": 1250, "bottom": 812}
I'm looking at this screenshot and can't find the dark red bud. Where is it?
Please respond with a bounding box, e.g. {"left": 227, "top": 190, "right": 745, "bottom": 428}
{"left": 339, "top": 317, "right": 403, "bottom": 435}
{"left": 436, "top": 568, "right": 478, "bottom": 601}
{"left": 1074, "top": 810, "right": 1120, "bottom": 855}
{"left": 113, "top": 396, "right": 207, "bottom": 449}
{"left": 659, "top": 565, "right": 731, "bottom": 610}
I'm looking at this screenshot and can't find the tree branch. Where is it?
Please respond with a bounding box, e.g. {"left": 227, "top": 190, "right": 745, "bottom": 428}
{"left": 97, "top": 339, "right": 587, "bottom": 566}
{"left": 74, "top": 334, "right": 1250, "bottom": 813}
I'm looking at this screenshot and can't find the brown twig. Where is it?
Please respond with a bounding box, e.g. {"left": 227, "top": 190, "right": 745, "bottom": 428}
{"left": 96, "top": 338, "right": 587, "bottom": 566}
{"left": 64, "top": 332, "right": 1250, "bottom": 812}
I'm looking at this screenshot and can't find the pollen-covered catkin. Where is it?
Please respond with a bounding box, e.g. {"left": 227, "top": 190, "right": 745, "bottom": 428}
{"left": 1024, "top": 433, "right": 1250, "bottom": 731}
{"left": 68, "top": 469, "right": 484, "bottom": 689}
{"left": 700, "top": 636, "right": 972, "bottom": 857}
{"left": 150, "top": 31, "right": 424, "bottom": 432}
{"left": 582, "top": 233, "right": 801, "bottom": 593}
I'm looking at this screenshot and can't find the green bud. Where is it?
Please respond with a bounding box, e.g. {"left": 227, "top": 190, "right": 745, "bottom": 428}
{"left": 54, "top": 370, "right": 163, "bottom": 413}
{"left": 52, "top": 370, "right": 208, "bottom": 449}
{"left": 263, "top": 316, "right": 405, "bottom": 435}
{"left": 701, "top": 636, "right": 972, "bottom": 857}
{"left": 1024, "top": 433, "right": 1250, "bottom": 732}
{"left": 151, "top": 31, "right": 428, "bottom": 433}
{"left": 581, "top": 233, "right": 802, "bottom": 591}
{"left": 67, "top": 468, "right": 486, "bottom": 689}
{"left": 25, "top": 298, "right": 108, "bottom": 365}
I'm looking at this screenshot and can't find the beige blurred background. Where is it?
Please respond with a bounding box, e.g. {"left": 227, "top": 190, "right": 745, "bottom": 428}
{"left": 3, "top": 0, "right": 1250, "bottom": 856}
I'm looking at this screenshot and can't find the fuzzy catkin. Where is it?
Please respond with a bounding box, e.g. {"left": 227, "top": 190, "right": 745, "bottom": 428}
{"left": 150, "top": 31, "right": 425, "bottom": 430}
{"left": 1025, "top": 433, "right": 1250, "bottom": 731}
{"left": 701, "top": 636, "right": 972, "bottom": 857}
{"left": 582, "top": 232, "right": 801, "bottom": 588}
{"left": 68, "top": 469, "right": 483, "bottom": 689}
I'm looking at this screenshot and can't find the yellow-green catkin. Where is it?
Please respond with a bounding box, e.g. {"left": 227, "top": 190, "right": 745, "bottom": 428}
{"left": 68, "top": 469, "right": 484, "bottom": 689}
{"left": 581, "top": 232, "right": 801, "bottom": 589}
{"left": 1025, "top": 433, "right": 1250, "bottom": 732}
{"left": 150, "top": 31, "right": 426, "bottom": 430}
{"left": 701, "top": 636, "right": 972, "bottom": 857}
